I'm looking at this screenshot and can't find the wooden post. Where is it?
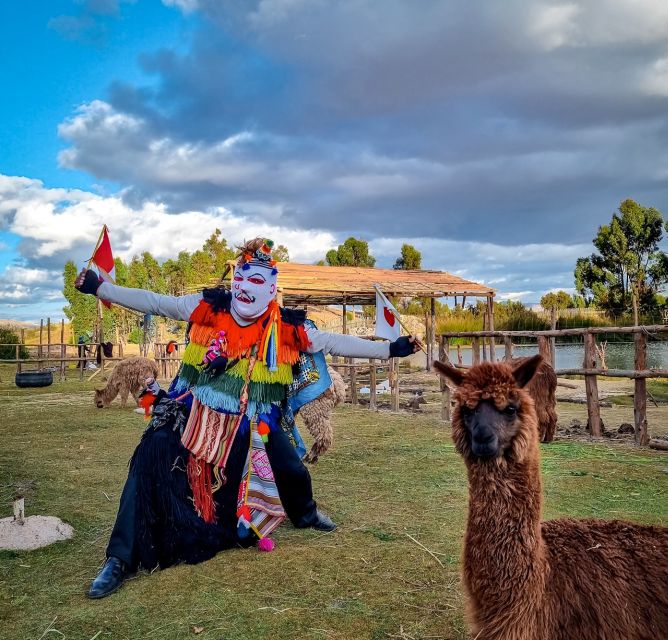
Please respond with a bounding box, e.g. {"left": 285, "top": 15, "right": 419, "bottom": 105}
{"left": 98, "top": 300, "right": 105, "bottom": 375}
{"left": 481, "top": 313, "right": 488, "bottom": 361}
{"left": 550, "top": 307, "right": 557, "bottom": 366}
{"left": 634, "top": 332, "right": 649, "bottom": 445}
{"left": 504, "top": 336, "right": 513, "bottom": 361}
{"left": 20, "top": 329, "right": 25, "bottom": 375}
{"left": 584, "top": 332, "right": 602, "bottom": 437}
{"left": 390, "top": 358, "right": 399, "bottom": 412}
{"left": 369, "top": 358, "right": 377, "bottom": 411}
{"left": 538, "top": 336, "right": 553, "bottom": 366}
{"left": 38, "top": 319, "right": 44, "bottom": 369}
{"left": 47, "top": 318, "right": 51, "bottom": 369}
{"left": 350, "top": 360, "right": 358, "bottom": 406}
{"left": 439, "top": 337, "right": 450, "bottom": 422}
{"left": 472, "top": 337, "right": 480, "bottom": 366}
{"left": 15, "top": 344, "right": 20, "bottom": 375}
{"left": 430, "top": 297, "right": 436, "bottom": 365}
{"left": 488, "top": 296, "right": 496, "bottom": 362}
{"left": 60, "top": 319, "right": 66, "bottom": 381}
{"left": 457, "top": 345, "right": 463, "bottom": 366}
{"left": 425, "top": 309, "right": 432, "bottom": 371}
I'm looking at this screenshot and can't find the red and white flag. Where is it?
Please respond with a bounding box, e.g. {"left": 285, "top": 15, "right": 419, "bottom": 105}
{"left": 374, "top": 285, "right": 401, "bottom": 341}
{"left": 89, "top": 225, "right": 115, "bottom": 307}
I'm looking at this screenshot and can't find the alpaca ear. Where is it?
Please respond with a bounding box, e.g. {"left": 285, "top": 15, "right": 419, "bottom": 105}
{"left": 512, "top": 355, "right": 542, "bottom": 388}
{"left": 433, "top": 360, "right": 465, "bottom": 386}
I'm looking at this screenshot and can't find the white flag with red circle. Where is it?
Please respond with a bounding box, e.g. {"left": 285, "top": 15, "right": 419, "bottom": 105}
{"left": 374, "top": 286, "right": 401, "bottom": 341}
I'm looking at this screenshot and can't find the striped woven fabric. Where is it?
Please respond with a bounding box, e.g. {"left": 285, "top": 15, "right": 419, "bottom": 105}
{"left": 237, "top": 422, "right": 286, "bottom": 539}
{"left": 181, "top": 398, "right": 240, "bottom": 469}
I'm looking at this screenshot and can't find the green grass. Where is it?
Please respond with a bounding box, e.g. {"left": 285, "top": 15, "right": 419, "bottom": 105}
{"left": 1, "top": 374, "right": 667, "bottom": 639}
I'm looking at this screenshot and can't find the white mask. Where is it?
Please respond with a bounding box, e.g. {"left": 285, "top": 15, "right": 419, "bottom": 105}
{"left": 231, "top": 263, "right": 278, "bottom": 320}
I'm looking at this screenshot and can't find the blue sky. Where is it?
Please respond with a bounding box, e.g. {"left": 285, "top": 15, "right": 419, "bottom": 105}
{"left": 2, "top": 1, "right": 668, "bottom": 323}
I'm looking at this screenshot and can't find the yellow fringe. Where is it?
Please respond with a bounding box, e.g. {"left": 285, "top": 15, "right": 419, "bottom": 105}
{"left": 182, "top": 343, "right": 208, "bottom": 367}
{"left": 225, "top": 360, "right": 294, "bottom": 384}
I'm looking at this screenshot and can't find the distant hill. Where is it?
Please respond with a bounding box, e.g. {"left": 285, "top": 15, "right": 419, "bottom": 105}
{"left": 0, "top": 319, "right": 38, "bottom": 330}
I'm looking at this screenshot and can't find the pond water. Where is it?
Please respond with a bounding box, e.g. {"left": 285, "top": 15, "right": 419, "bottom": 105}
{"left": 452, "top": 341, "right": 668, "bottom": 370}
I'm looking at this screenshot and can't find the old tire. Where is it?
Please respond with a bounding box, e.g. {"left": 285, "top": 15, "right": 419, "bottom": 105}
{"left": 15, "top": 371, "right": 53, "bottom": 388}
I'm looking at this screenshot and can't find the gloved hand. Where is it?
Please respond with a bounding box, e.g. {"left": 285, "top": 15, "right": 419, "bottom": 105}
{"left": 389, "top": 335, "right": 421, "bottom": 358}
{"left": 74, "top": 269, "right": 101, "bottom": 296}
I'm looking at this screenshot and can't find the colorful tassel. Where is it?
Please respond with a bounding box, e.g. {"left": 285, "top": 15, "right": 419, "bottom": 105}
{"left": 257, "top": 537, "right": 274, "bottom": 552}
{"left": 257, "top": 421, "right": 270, "bottom": 443}
{"left": 187, "top": 456, "right": 217, "bottom": 524}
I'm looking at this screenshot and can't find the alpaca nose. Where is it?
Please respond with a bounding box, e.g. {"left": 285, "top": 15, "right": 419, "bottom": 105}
{"left": 473, "top": 427, "right": 495, "bottom": 445}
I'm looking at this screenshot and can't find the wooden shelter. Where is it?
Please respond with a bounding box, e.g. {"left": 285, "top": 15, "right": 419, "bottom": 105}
{"left": 204, "top": 262, "right": 496, "bottom": 369}
{"left": 211, "top": 261, "right": 494, "bottom": 307}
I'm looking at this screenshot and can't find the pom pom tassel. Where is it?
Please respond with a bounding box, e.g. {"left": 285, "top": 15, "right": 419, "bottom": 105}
{"left": 257, "top": 537, "right": 275, "bottom": 552}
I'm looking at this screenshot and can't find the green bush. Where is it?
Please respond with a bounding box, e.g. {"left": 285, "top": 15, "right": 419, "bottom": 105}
{"left": 0, "top": 327, "right": 29, "bottom": 360}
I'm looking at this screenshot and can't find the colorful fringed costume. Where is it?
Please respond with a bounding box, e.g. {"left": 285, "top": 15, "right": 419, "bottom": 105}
{"left": 79, "top": 237, "right": 412, "bottom": 596}
{"left": 110, "top": 287, "right": 322, "bottom": 567}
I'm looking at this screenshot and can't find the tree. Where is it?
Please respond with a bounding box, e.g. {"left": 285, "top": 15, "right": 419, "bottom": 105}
{"left": 0, "top": 327, "right": 28, "bottom": 360}
{"left": 63, "top": 260, "right": 98, "bottom": 339}
{"left": 394, "top": 244, "right": 422, "bottom": 270}
{"left": 540, "top": 291, "right": 572, "bottom": 310}
{"left": 273, "top": 244, "right": 290, "bottom": 262}
{"left": 202, "top": 229, "right": 235, "bottom": 275}
{"left": 575, "top": 199, "right": 668, "bottom": 321}
{"left": 325, "top": 237, "right": 376, "bottom": 267}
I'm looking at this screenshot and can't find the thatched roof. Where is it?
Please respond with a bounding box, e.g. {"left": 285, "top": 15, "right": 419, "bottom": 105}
{"left": 204, "top": 262, "right": 494, "bottom": 306}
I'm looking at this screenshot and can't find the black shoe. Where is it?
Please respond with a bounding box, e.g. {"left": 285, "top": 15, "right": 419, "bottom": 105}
{"left": 87, "top": 557, "right": 132, "bottom": 599}
{"left": 309, "top": 510, "right": 337, "bottom": 532}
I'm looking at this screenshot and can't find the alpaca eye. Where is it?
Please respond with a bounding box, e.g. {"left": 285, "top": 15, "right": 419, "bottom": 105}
{"left": 460, "top": 406, "right": 473, "bottom": 418}
{"left": 503, "top": 405, "right": 517, "bottom": 417}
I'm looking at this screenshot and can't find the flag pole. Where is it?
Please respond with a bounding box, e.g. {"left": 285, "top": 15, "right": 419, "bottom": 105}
{"left": 373, "top": 284, "right": 427, "bottom": 355}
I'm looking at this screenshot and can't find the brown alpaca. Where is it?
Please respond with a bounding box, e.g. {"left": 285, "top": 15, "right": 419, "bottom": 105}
{"left": 434, "top": 356, "right": 668, "bottom": 640}
{"left": 514, "top": 357, "right": 557, "bottom": 442}
{"left": 300, "top": 367, "right": 347, "bottom": 463}
{"left": 94, "top": 357, "right": 159, "bottom": 408}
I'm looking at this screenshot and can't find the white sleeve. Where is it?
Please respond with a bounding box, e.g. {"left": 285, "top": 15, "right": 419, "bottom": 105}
{"left": 305, "top": 326, "right": 391, "bottom": 359}
{"left": 97, "top": 282, "right": 203, "bottom": 321}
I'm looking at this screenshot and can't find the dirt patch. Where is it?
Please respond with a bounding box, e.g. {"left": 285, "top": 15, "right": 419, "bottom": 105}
{"left": 0, "top": 515, "right": 74, "bottom": 551}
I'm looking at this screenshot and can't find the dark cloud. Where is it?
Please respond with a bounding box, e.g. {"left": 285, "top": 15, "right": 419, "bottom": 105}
{"left": 57, "top": 0, "right": 668, "bottom": 245}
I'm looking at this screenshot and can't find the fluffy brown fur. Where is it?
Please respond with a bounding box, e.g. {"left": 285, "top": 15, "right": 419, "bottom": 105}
{"left": 514, "top": 356, "right": 557, "bottom": 442}
{"left": 435, "top": 357, "right": 668, "bottom": 640}
{"left": 300, "top": 367, "right": 347, "bottom": 463}
{"left": 94, "top": 357, "right": 159, "bottom": 408}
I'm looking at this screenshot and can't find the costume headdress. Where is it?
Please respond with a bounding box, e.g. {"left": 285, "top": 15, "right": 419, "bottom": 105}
{"left": 236, "top": 238, "right": 278, "bottom": 274}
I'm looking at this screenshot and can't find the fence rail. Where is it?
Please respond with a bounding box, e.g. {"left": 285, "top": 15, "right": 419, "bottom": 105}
{"left": 437, "top": 324, "right": 668, "bottom": 446}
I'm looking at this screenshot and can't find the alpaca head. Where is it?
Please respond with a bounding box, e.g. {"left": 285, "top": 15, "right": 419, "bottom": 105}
{"left": 94, "top": 389, "right": 106, "bottom": 408}
{"left": 434, "top": 356, "right": 542, "bottom": 463}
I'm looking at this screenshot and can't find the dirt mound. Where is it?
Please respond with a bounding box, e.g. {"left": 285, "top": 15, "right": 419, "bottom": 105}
{"left": 0, "top": 516, "right": 74, "bottom": 551}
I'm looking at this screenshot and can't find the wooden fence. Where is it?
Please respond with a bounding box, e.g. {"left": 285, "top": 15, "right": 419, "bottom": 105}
{"left": 437, "top": 324, "right": 668, "bottom": 446}
{"left": 1, "top": 321, "right": 402, "bottom": 411}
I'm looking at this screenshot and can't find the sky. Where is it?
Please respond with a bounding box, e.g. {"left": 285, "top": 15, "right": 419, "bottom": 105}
{"left": 2, "top": 0, "right": 668, "bottom": 322}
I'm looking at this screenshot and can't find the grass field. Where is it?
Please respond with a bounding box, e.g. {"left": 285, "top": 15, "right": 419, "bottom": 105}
{"left": 1, "top": 372, "right": 667, "bottom": 640}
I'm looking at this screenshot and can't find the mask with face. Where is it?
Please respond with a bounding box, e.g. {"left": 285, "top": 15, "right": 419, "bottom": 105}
{"left": 230, "top": 239, "right": 279, "bottom": 320}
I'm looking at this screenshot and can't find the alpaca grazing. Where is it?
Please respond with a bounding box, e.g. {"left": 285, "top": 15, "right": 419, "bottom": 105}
{"left": 514, "top": 356, "right": 557, "bottom": 442}
{"left": 300, "top": 367, "right": 347, "bottom": 463}
{"left": 434, "top": 356, "right": 668, "bottom": 640}
{"left": 94, "top": 357, "right": 159, "bottom": 408}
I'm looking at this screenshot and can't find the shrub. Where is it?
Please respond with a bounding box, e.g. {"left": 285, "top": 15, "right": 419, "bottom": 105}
{"left": 0, "top": 327, "right": 29, "bottom": 360}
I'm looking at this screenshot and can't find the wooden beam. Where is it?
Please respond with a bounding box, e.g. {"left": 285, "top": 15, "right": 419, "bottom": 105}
{"left": 584, "top": 332, "right": 602, "bottom": 437}
{"left": 488, "top": 296, "right": 496, "bottom": 362}
{"left": 439, "top": 337, "right": 450, "bottom": 422}
{"left": 504, "top": 336, "right": 513, "bottom": 361}
{"left": 634, "top": 332, "right": 649, "bottom": 446}
{"left": 472, "top": 337, "right": 480, "bottom": 366}
{"left": 369, "top": 359, "right": 377, "bottom": 411}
